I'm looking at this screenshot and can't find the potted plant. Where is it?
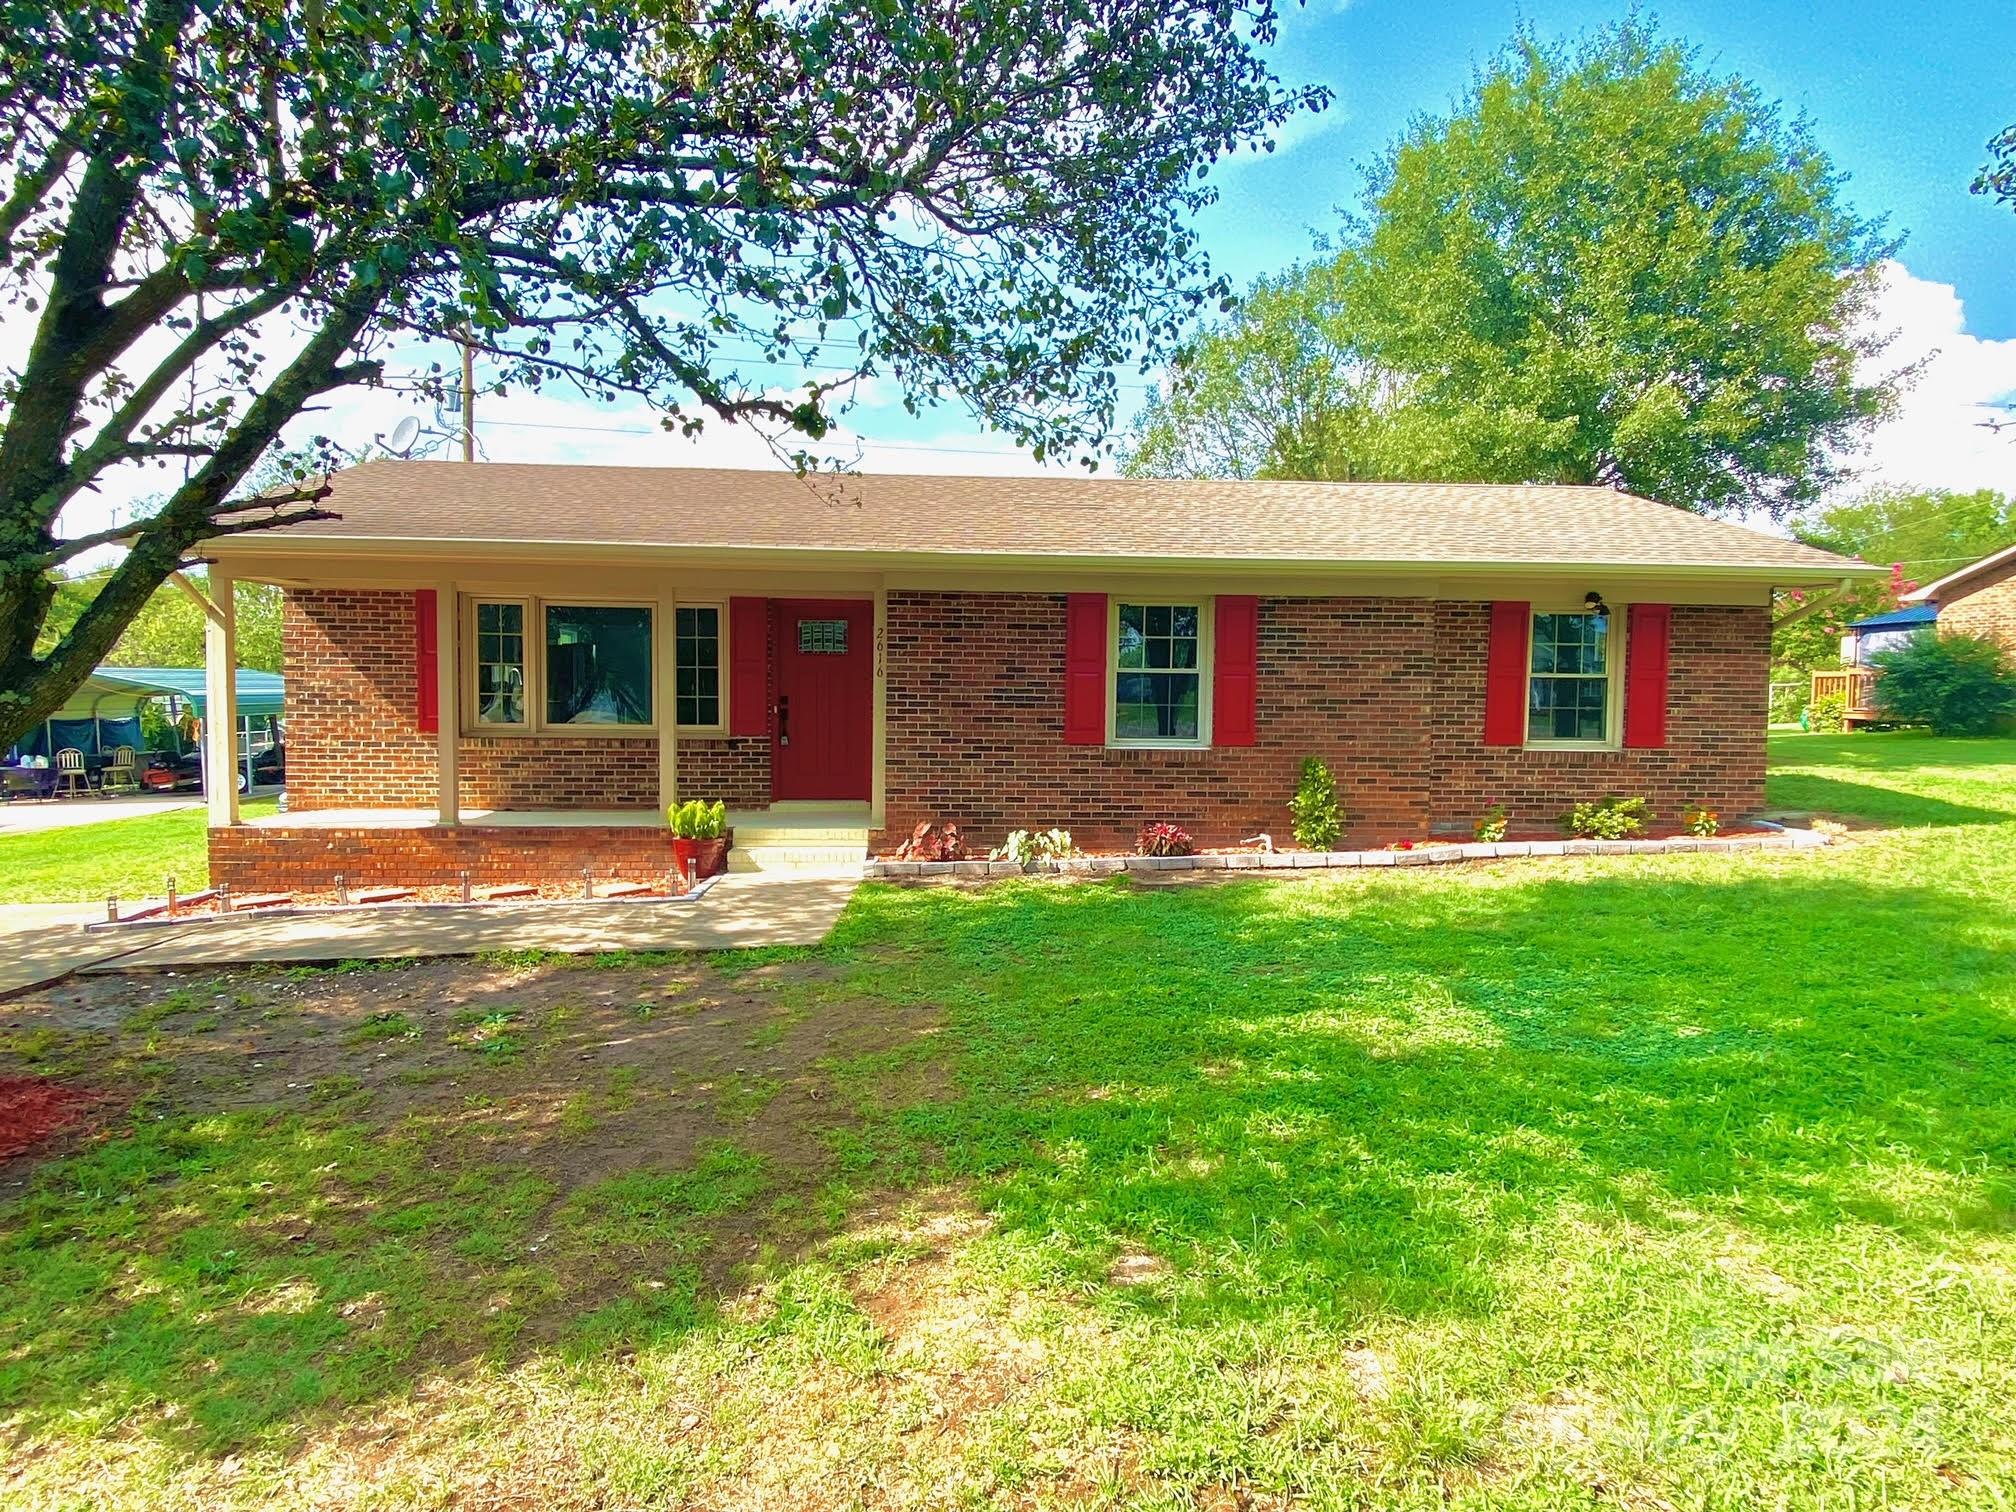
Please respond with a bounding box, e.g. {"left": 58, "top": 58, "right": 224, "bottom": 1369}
{"left": 668, "top": 799, "right": 730, "bottom": 881}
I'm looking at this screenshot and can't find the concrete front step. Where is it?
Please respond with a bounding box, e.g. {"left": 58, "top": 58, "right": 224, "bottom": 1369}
{"left": 728, "top": 842, "right": 868, "bottom": 874}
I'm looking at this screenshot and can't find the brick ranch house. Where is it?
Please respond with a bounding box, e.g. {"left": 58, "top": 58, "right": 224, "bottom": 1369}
{"left": 197, "top": 461, "right": 1879, "bottom": 889}
{"left": 1904, "top": 541, "right": 2016, "bottom": 653}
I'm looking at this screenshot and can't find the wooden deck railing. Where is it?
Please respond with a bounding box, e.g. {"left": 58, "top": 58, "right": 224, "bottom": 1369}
{"left": 1811, "top": 668, "right": 1881, "bottom": 719}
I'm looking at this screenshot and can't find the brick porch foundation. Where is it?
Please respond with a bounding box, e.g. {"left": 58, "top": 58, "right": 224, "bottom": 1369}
{"left": 209, "top": 824, "right": 685, "bottom": 891}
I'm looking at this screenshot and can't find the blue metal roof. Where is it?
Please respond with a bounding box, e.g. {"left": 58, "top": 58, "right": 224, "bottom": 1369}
{"left": 86, "top": 666, "right": 286, "bottom": 718}
{"left": 1848, "top": 605, "right": 1938, "bottom": 633}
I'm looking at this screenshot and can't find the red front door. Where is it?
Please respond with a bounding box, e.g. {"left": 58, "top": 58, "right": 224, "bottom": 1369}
{"left": 770, "top": 599, "right": 873, "bottom": 802}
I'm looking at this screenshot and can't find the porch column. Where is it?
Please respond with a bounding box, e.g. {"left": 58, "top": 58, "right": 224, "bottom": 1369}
{"left": 203, "top": 568, "right": 240, "bottom": 826}
{"left": 656, "top": 585, "right": 678, "bottom": 819}
{"left": 436, "top": 584, "right": 459, "bottom": 824}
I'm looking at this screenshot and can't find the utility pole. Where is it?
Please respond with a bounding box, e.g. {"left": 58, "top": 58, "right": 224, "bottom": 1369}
{"left": 460, "top": 334, "right": 476, "bottom": 461}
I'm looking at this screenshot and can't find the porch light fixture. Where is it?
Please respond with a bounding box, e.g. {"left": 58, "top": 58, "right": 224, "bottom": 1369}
{"left": 1583, "top": 590, "right": 1610, "bottom": 632}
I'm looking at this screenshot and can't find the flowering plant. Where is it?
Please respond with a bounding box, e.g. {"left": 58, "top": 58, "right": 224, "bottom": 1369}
{"left": 1474, "top": 804, "right": 1508, "bottom": 843}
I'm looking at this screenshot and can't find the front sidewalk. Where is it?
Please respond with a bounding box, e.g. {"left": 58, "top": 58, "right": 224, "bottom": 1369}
{"left": 1, "top": 874, "right": 856, "bottom": 993}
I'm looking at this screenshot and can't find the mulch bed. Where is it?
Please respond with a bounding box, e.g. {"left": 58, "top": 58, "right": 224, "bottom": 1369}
{"left": 0, "top": 1076, "right": 94, "bottom": 1159}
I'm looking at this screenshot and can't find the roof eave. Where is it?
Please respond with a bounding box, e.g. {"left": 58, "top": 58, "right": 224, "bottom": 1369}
{"left": 208, "top": 532, "right": 1880, "bottom": 586}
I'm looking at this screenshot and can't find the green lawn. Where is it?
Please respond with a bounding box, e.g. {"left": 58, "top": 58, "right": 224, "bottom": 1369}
{"left": 0, "top": 797, "right": 277, "bottom": 903}
{"left": 3, "top": 732, "right": 2013, "bottom": 1507}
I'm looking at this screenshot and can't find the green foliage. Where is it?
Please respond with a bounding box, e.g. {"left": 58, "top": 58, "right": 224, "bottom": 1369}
{"left": 1563, "top": 795, "right": 1650, "bottom": 839}
{"left": 1871, "top": 632, "right": 2016, "bottom": 736}
{"left": 1287, "top": 755, "right": 1344, "bottom": 850}
{"left": 2, "top": 1, "right": 1319, "bottom": 749}
{"left": 36, "top": 573, "right": 282, "bottom": 674}
{"left": 1127, "top": 19, "right": 1895, "bottom": 518}
{"left": 990, "top": 828, "right": 1075, "bottom": 866}
{"left": 1473, "top": 804, "right": 1509, "bottom": 843}
{"left": 0, "top": 798, "right": 279, "bottom": 904}
{"left": 1789, "top": 487, "right": 2016, "bottom": 587}
{"left": 1806, "top": 691, "right": 1848, "bottom": 734}
{"left": 668, "top": 799, "right": 727, "bottom": 840}
{"left": 1768, "top": 680, "right": 1809, "bottom": 726}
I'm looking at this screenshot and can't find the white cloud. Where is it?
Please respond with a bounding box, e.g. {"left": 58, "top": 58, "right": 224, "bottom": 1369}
{"left": 1848, "top": 259, "right": 2016, "bottom": 496}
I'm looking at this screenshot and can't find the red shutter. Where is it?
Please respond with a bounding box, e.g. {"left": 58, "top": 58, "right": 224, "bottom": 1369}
{"left": 1213, "top": 595, "right": 1259, "bottom": 746}
{"left": 414, "top": 590, "right": 438, "bottom": 734}
{"left": 1062, "top": 593, "right": 1107, "bottom": 744}
{"left": 728, "top": 596, "right": 768, "bottom": 737}
{"left": 1623, "top": 603, "right": 1672, "bottom": 749}
{"left": 1483, "top": 601, "right": 1530, "bottom": 746}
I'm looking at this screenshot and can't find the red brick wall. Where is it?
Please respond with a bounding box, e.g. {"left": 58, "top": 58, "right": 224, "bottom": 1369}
{"left": 459, "top": 736, "right": 657, "bottom": 809}
{"left": 675, "top": 736, "right": 771, "bottom": 808}
{"left": 210, "top": 823, "right": 682, "bottom": 890}
{"left": 283, "top": 590, "right": 436, "bottom": 808}
{"left": 1938, "top": 557, "right": 2016, "bottom": 657}
{"left": 876, "top": 591, "right": 1438, "bottom": 850}
{"left": 875, "top": 590, "right": 1769, "bottom": 850}
{"left": 285, "top": 589, "right": 762, "bottom": 812}
{"left": 1428, "top": 601, "right": 1768, "bottom": 833}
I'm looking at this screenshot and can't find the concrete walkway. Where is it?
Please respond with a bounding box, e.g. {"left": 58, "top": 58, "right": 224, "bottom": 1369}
{"left": 0, "top": 794, "right": 201, "bottom": 835}
{"left": 76, "top": 872, "right": 859, "bottom": 975}
{"left": 0, "top": 874, "right": 857, "bottom": 994}
{"left": 0, "top": 904, "right": 158, "bottom": 996}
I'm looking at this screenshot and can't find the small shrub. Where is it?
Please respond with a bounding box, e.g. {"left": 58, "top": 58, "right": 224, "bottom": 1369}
{"left": 1870, "top": 630, "right": 2016, "bottom": 735}
{"left": 1681, "top": 804, "right": 1720, "bottom": 837}
{"left": 668, "top": 799, "right": 727, "bottom": 839}
{"left": 991, "top": 828, "right": 1076, "bottom": 866}
{"left": 894, "top": 821, "right": 970, "bottom": 861}
{"left": 1805, "top": 691, "right": 1847, "bottom": 733}
{"left": 1473, "top": 804, "right": 1508, "bottom": 843}
{"left": 1137, "top": 822, "right": 1196, "bottom": 857}
{"left": 1287, "top": 756, "right": 1343, "bottom": 850}
{"left": 1563, "top": 795, "right": 1649, "bottom": 840}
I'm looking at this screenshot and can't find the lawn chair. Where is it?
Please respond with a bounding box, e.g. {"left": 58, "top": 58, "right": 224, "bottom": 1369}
{"left": 54, "top": 747, "right": 92, "bottom": 798}
{"left": 100, "top": 745, "right": 140, "bottom": 794}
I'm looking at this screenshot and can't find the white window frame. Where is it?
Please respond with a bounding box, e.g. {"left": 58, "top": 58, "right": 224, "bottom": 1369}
{"left": 1524, "top": 604, "right": 1627, "bottom": 751}
{"left": 461, "top": 595, "right": 659, "bottom": 736}
{"left": 466, "top": 596, "right": 531, "bottom": 731}
{"left": 672, "top": 601, "right": 728, "bottom": 736}
{"left": 1107, "top": 596, "right": 1214, "bottom": 749}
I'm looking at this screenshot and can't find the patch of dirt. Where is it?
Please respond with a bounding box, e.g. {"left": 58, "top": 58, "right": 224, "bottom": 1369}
{"left": 0, "top": 1075, "right": 96, "bottom": 1158}
{"left": 0, "top": 953, "right": 951, "bottom": 1317}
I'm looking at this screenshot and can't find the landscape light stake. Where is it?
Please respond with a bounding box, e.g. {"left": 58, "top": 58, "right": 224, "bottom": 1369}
{"left": 106, "top": 895, "right": 119, "bottom": 924}
{"left": 582, "top": 867, "right": 594, "bottom": 900}
{"left": 335, "top": 873, "right": 348, "bottom": 906}
{"left": 165, "top": 875, "right": 177, "bottom": 917}
{"left": 218, "top": 883, "right": 232, "bottom": 914}
{"left": 460, "top": 870, "right": 472, "bottom": 903}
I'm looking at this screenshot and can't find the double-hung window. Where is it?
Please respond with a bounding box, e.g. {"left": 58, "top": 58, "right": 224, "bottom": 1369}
{"left": 673, "top": 606, "right": 724, "bottom": 731}
{"left": 473, "top": 600, "right": 527, "bottom": 726}
{"left": 465, "top": 597, "right": 657, "bottom": 732}
{"left": 1113, "top": 601, "right": 1206, "bottom": 744}
{"left": 1527, "top": 610, "right": 1617, "bottom": 745}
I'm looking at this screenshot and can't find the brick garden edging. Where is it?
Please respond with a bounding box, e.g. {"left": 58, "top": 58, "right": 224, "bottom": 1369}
{"left": 865, "top": 824, "right": 1829, "bottom": 880}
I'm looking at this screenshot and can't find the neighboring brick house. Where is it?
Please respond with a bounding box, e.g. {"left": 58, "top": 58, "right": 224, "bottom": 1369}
{"left": 1904, "top": 542, "right": 2016, "bottom": 657}
{"left": 199, "top": 461, "right": 1877, "bottom": 887}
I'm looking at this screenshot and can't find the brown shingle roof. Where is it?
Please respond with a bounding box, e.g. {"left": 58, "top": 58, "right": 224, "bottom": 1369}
{"left": 250, "top": 460, "right": 1873, "bottom": 578}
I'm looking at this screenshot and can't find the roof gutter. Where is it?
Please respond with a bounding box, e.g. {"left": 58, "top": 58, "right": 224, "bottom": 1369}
{"left": 207, "top": 532, "right": 1885, "bottom": 588}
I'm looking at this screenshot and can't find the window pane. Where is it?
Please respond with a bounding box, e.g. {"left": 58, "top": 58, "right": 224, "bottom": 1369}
{"left": 546, "top": 605, "right": 652, "bottom": 726}
{"left": 1116, "top": 671, "right": 1199, "bottom": 740}
{"left": 673, "top": 605, "right": 720, "bottom": 727}
{"left": 475, "top": 601, "right": 525, "bottom": 724}
{"left": 1112, "top": 603, "right": 1203, "bottom": 742}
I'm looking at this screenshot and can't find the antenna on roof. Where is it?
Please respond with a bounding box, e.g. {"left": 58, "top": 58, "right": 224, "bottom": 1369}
{"left": 385, "top": 416, "right": 422, "bottom": 457}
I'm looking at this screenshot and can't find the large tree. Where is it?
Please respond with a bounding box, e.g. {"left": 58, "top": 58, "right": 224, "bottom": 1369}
{"left": 1127, "top": 21, "right": 1898, "bottom": 515}
{"left": 0, "top": 0, "right": 1317, "bottom": 748}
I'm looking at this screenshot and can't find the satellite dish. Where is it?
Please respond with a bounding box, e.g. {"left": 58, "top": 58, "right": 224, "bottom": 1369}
{"left": 387, "top": 416, "right": 422, "bottom": 456}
